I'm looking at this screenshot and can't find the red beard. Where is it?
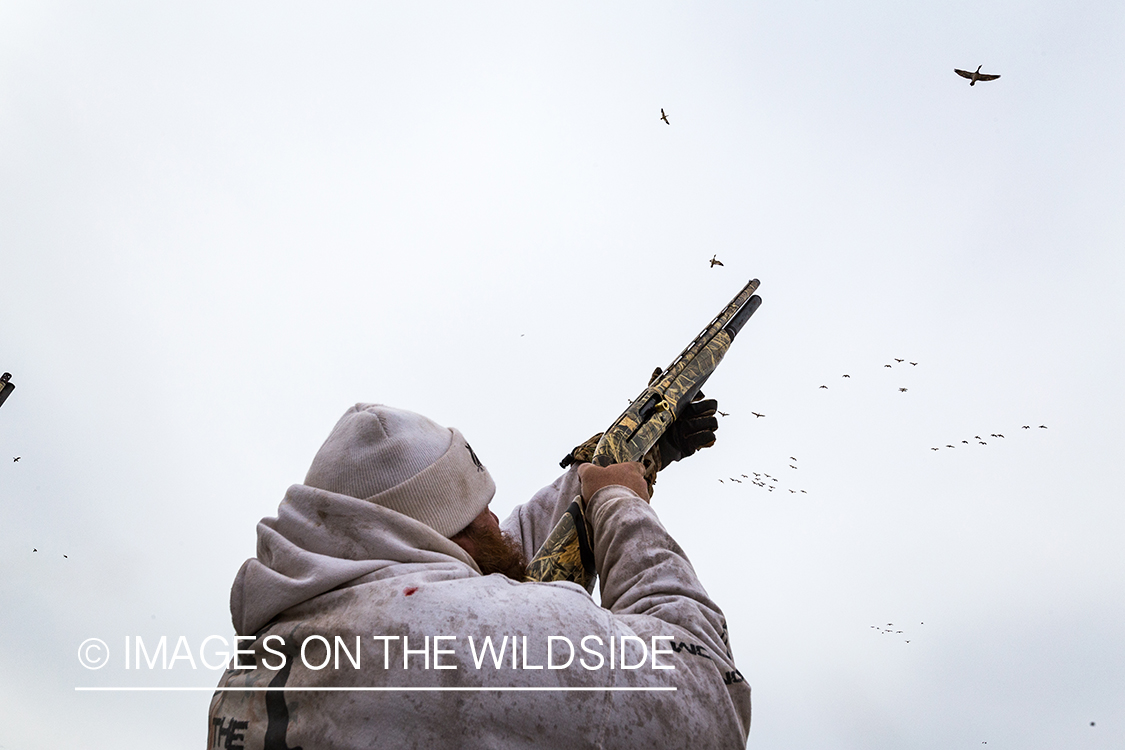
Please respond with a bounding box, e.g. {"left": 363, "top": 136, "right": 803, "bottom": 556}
{"left": 453, "top": 523, "right": 527, "bottom": 582}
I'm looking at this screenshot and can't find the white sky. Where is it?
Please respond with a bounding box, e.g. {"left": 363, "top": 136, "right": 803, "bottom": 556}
{"left": 2, "top": 2, "right": 1123, "bottom": 748}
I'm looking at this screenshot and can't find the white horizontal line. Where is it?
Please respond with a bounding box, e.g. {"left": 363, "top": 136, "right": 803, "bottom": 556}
{"left": 76, "top": 686, "right": 676, "bottom": 692}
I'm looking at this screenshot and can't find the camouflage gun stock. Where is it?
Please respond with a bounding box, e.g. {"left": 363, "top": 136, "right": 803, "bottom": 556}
{"left": 524, "top": 278, "right": 763, "bottom": 589}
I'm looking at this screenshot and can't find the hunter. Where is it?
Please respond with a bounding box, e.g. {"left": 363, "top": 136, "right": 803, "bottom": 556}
{"left": 208, "top": 402, "right": 750, "bottom": 749}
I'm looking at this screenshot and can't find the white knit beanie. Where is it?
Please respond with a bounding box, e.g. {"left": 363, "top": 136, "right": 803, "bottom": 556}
{"left": 303, "top": 404, "right": 495, "bottom": 538}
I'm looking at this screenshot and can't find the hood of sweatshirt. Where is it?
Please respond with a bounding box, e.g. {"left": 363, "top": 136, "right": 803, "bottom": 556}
{"left": 231, "top": 483, "right": 481, "bottom": 636}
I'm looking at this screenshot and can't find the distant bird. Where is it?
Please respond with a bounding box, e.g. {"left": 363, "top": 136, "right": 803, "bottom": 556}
{"left": 909, "top": 362, "right": 918, "bottom": 366}
{"left": 962, "top": 440, "right": 969, "bottom": 444}
{"left": 709, "top": 254, "right": 724, "bottom": 268}
{"left": 12, "top": 456, "right": 19, "bottom": 462}
{"left": 789, "top": 465, "right": 797, "bottom": 469}
{"left": 33, "top": 548, "right": 37, "bottom": 552}
{"left": 819, "top": 385, "right": 828, "bottom": 389}
{"left": 884, "top": 364, "right": 892, "bottom": 368}
{"left": 946, "top": 444, "right": 955, "bottom": 448}
{"left": 842, "top": 374, "right": 850, "bottom": 378}
{"left": 717, "top": 409, "right": 729, "bottom": 417}
{"left": 899, "top": 387, "right": 908, "bottom": 392}
{"left": 1039, "top": 425, "right": 1048, "bottom": 429}
{"left": 1022, "top": 425, "right": 1031, "bottom": 429}
{"left": 979, "top": 441, "right": 987, "bottom": 445}
{"left": 800, "top": 490, "right": 807, "bottom": 494}
{"left": 718, "top": 479, "right": 724, "bottom": 484}
{"left": 931, "top": 447, "right": 939, "bottom": 451}
{"left": 63, "top": 555, "right": 68, "bottom": 559}
{"left": 894, "top": 358, "right": 904, "bottom": 363}
{"left": 996, "top": 433, "right": 1004, "bottom": 438}
{"left": 789, "top": 489, "right": 795, "bottom": 494}
{"left": 789, "top": 456, "right": 797, "bottom": 461}
{"left": 730, "top": 478, "right": 742, "bottom": 484}
{"left": 660, "top": 108, "right": 670, "bottom": 125}
{"left": 751, "top": 412, "right": 765, "bottom": 418}
{"left": 741, "top": 474, "right": 748, "bottom": 478}
{"left": 974, "top": 436, "right": 982, "bottom": 440}
{"left": 955, "top": 65, "right": 1001, "bottom": 86}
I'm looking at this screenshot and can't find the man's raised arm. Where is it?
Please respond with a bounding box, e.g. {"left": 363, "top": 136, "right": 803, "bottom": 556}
{"left": 582, "top": 461, "right": 751, "bottom": 745}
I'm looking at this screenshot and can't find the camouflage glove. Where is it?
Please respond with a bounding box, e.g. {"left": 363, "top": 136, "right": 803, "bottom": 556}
{"left": 654, "top": 392, "right": 719, "bottom": 466}
{"left": 559, "top": 433, "right": 603, "bottom": 470}
{"left": 560, "top": 432, "right": 662, "bottom": 496}
{"left": 644, "top": 367, "right": 719, "bottom": 469}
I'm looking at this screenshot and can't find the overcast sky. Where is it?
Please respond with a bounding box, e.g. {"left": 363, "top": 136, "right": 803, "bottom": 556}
{"left": 2, "top": 2, "right": 1123, "bottom": 748}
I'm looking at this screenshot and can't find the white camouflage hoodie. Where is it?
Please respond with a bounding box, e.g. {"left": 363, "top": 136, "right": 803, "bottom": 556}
{"left": 207, "top": 467, "right": 751, "bottom": 749}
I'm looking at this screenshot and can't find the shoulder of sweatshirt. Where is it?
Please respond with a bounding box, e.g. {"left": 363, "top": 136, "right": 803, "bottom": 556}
{"left": 274, "top": 566, "right": 608, "bottom": 638}
{"left": 246, "top": 553, "right": 717, "bottom": 649}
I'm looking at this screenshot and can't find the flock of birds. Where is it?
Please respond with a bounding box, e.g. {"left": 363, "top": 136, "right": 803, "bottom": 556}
{"left": 711, "top": 355, "right": 919, "bottom": 489}
{"left": 703, "top": 325, "right": 1052, "bottom": 496}
{"left": 817, "top": 357, "right": 919, "bottom": 394}
{"left": 718, "top": 456, "right": 809, "bottom": 496}
{"left": 870, "top": 621, "right": 923, "bottom": 644}
{"left": 932, "top": 423, "right": 1048, "bottom": 451}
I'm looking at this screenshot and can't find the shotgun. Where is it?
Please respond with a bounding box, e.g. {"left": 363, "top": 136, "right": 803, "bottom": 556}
{"left": 524, "top": 278, "right": 763, "bottom": 589}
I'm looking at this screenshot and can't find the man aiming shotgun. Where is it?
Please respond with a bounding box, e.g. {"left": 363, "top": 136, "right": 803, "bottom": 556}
{"left": 210, "top": 280, "right": 762, "bottom": 750}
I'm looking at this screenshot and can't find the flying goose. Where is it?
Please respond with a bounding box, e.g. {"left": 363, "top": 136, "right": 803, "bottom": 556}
{"left": 954, "top": 65, "right": 1001, "bottom": 86}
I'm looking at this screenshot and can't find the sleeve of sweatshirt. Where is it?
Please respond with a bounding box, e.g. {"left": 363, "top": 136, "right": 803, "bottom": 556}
{"left": 499, "top": 466, "right": 583, "bottom": 564}
{"left": 587, "top": 484, "right": 751, "bottom": 741}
